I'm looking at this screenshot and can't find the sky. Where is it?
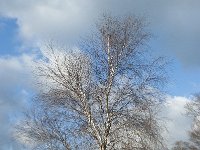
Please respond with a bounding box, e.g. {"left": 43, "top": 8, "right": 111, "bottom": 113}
{"left": 0, "top": 0, "right": 200, "bottom": 149}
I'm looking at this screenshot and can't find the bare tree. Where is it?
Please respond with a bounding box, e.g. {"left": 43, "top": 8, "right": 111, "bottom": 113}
{"left": 172, "top": 141, "right": 197, "bottom": 150}
{"left": 186, "top": 93, "right": 200, "bottom": 149}
{"left": 172, "top": 94, "right": 200, "bottom": 150}
{"left": 15, "top": 15, "right": 168, "bottom": 150}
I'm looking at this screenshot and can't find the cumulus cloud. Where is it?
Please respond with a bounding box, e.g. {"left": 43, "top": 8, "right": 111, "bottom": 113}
{"left": 0, "top": 0, "right": 200, "bottom": 66}
{"left": 162, "top": 96, "right": 192, "bottom": 148}
{"left": 0, "top": 54, "right": 34, "bottom": 149}
{"left": 0, "top": 48, "right": 194, "bottom": 149}
{"left": 0, "top": 1, "right": 199, "bottom": 148}
{"left": 0, "top": 0, "right": 96, "bottom": 44}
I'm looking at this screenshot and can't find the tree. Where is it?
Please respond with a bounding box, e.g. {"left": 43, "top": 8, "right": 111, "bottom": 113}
{"left": 172, "top": 94, "right": 200, "bottom": 150}
{"left": 186, "top": 93, "right": 200, "bottom": 149}
{"left": 15, "top": 15, "right": 168, "bottom": 150}
{"left": 172, "top": 141, "right": 197, "bottom": 150}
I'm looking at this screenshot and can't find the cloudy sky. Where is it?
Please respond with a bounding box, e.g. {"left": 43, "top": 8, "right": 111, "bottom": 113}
{"left": 0, "top": 0, "right": 200, "bottom": 149}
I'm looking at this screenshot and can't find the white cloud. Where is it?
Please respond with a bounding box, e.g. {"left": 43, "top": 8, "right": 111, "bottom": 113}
{"left": 0, "top": 1, "right": 199, "bottom": 148}
{"left": 0, "top": 54, "right": 35, "bottom": 149}
{"left": 162, "top": 96, "right": 192, "bottom": 148}
{"left": 0, "top": 0, "right": 96, "bottom": 44}
{"left": 1, "top": 0, "right": 200, "bottom": 66}
{"left": 0, "top": 53, "right": 195, "bottom": 149}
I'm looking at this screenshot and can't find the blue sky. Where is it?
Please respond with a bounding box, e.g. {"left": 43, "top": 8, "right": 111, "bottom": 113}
{"left": 1, "top": 16, "right": 199, "bottom": 96}
{"left": 0, "top": 18, "right": 21, "bottom": 56}
{"left": 0, "top": 0, "right": 200, "bottom": 149}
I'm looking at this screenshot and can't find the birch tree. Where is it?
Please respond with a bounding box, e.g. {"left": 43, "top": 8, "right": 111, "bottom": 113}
{"left": 15, "top": 15, "right": 168, "bottom": 150}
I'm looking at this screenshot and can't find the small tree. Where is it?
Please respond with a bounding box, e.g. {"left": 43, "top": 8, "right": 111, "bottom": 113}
{"left": 172, "top": 141, "right": 197, "bottom": 150}
{"left": 186, "top": 94, "right": 200, "bottom": 149}
{"left": 172, "top": 94, "right": 200, "bottom": 150}
{"left": 15, "top": 15, "right": 168, "bottom": 150}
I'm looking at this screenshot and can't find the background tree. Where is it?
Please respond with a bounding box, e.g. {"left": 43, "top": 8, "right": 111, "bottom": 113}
{"left": 15, "top": 14, "right": 168, "bottom": 150}
{"left": 172, "top": 141, "right": 197, "bottom": 150}
{"left": 172, "top": 94, "right": 200, "bottom": 150}
{"left": 186, "top": 93, "right": 200, "bottom": 149}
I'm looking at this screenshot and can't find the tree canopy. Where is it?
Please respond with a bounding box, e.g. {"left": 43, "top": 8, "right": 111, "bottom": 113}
{"left": 15, "top": 14, "right": 168, "bottom": 150}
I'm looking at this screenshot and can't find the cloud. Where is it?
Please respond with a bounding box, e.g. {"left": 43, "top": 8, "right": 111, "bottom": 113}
{"left": 0, "top": 49, "right": 194, "bottom": 149}
{"left": 0, "top": 54, "right": 34, "bottom": 149}
{"left": 0, "top": 0, "right": 96, "bottom": 44}
{"left": 162, "top": 96, "right": 192, "bottom": 148}
{"left": 0, "top": 1, "right": 199, "bottom": 148}
{"left": 0, "top": 0, "right": 200, "bottom": 67}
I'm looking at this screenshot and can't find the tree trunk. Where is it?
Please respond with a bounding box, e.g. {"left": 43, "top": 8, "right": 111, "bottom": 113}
{"left": 100, "top": 143, "right": 107, "bottom": 150}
